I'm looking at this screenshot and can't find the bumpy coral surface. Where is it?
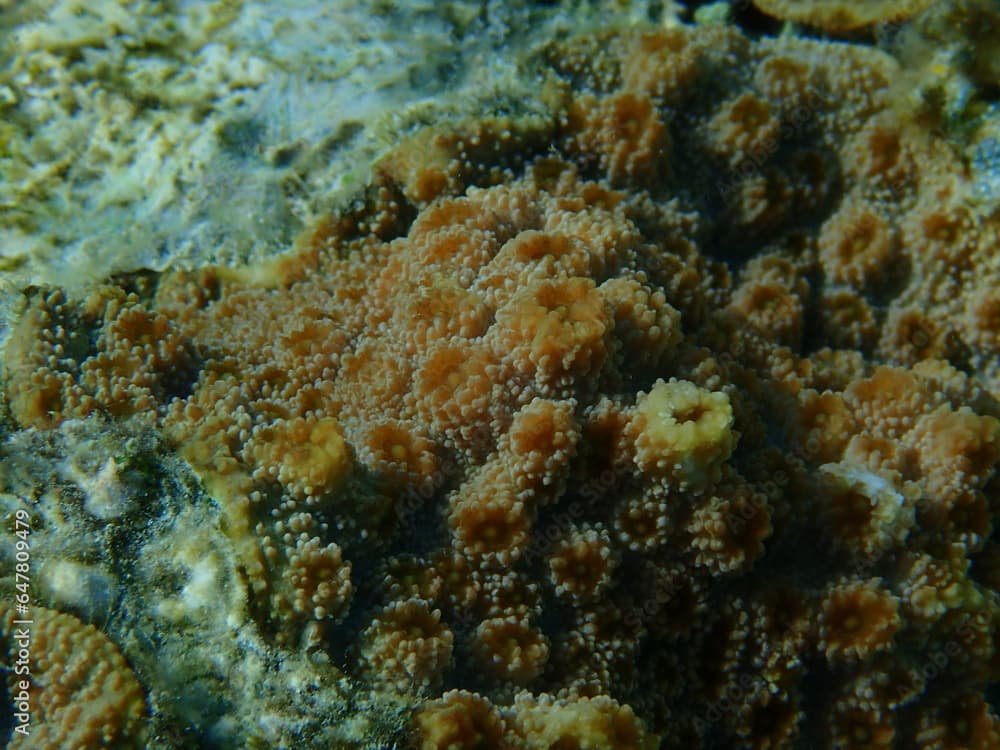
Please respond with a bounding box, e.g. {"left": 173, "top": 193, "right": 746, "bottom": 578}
{"left": 752, "top": 0, "right": 938, "bottom": 31}
{"left": 0, "top": 603, "right": 149, "bottom": 749}
{"left": 4, "top": 16, "right": 1000, "bottom": 750}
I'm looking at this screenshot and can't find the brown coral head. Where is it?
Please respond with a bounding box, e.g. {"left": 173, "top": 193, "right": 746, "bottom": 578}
{"left": 818, "top": 203, "right": 898, "bottom": 289}
{"left": 494, "top": 276, "right": 610, "bottom": 390}
{"left": 469, "top": 615, "right": 550, "bottom": 686}
{"left": 819, "top": 579, "right": 901, "bottom": 663}
{"left": 505, "top": 397, "right": 580, "bottom": 495}
{"left": 752, "top": 0, "right": 937, "bottom": 32}
{"left": 362, "top": 420, "right": 440, "bottom": 490}
{"left": 356, "top": 598, "right": 454, "bottom": 697}
{"left": 449, "top": 490, "right": 534, "bottom": 567}
{"left": 411, "top": 690, "right": 506, "bottom": 750}
{"left": 546, "top": 524, "right": 618, "bottom": 603}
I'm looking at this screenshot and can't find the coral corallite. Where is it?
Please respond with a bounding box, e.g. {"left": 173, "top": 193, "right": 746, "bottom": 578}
{"left": 627, "top": 378, "right": 737, "bottom": 489}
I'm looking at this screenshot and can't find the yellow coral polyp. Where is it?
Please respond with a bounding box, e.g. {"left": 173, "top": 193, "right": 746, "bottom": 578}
{"left": 273, "top": 416, "right": 352, "bottom": 497}
{"left": 630, "top": 379, "right": 736, "bottom": 487}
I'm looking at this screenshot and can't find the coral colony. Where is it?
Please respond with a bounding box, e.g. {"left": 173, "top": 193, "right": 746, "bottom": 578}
{"left": 3, "top": 1, "right": 1000, "bottom": 748}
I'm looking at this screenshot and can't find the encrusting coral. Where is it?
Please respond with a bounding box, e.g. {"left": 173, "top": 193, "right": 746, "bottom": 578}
{"left": 0, "top": 602, "right": 149, "bottom": 749}
{"left": 751, "top": 0, "right": 939, "bottom": 32}
{"left": 4, "top": 11, "right": 1000, "bottom": 750}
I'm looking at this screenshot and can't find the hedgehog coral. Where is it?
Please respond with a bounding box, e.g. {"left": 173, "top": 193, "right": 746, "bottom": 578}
{"left": 4, "top": 15, "right": 1000, "bottom": 750}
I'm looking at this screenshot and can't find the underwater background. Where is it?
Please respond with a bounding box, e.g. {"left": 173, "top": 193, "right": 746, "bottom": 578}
{"left": 2, "top": 1, "right": 1000, "bottom": 748}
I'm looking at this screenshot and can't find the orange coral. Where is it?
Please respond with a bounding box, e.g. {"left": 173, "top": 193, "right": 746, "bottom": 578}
{"left": 911, "top": 692, "right": 1000, "bottom": 750}
{"left": 819, "top": 579, "right": 902, "bottom": 663}
{"left": 814, "top": 288, "right": 880, "bottom": 351}
{"left": 358, "top": 418, "right": 441, "bottom": 491}
{"left": 706, "top": 93, "right": 781, "bottom": 170}
{"left": 752, "top": 0, "right": 937, "bottom": 31}
{"left": 728, "top": 277, "right": 805, "bottom": 349}
{"left": 621, "top": 28, "right": 699, "bottom": 103}
{"left": 827, "top": 703, "right": 895, "bottom": 750}
{"left": 906, "top": 405, "right": 1000, "bottom": 502}
{"left": 789, "top": 389, "right": 854, "bottom": 463}
{"left": 753, "top": 53, "right": 816, "bottom": 110}
{"left": 738, "top": 691, "right": 803, "bottom": 749}
{"left": 280, "top": 536, "right": 353, "bottom": 623}
{"left": 0, "top": 603, "right": 149, "bottom": 749}
{"left": 491, "top": 275, "right": 611, "bottom": 395}
{"left": 964, "top": 286, "right": 1000, "bottom": 354}
{"left": 815, "top": 461, "right": 915, "bottom": 563}
{"left": 507, "top": 694, "right": 658, "bottom": 750}
{"left": 6, "top": 19, "right": 1000, "bottom": 750}
{"left": 686, "top": 468, "right": 772, "bottom": 575}
{"left": 896, "top": 552, "right": 969, "bottom": 626}
{"left": 564, "top": 91, "right": 670, "bottom": 185}
{"left": 844, "top": 366, "right": 937, "bottom": 439}
{"left": 355, "top": 598, "right": 454, "bottom": 697}
{"left": 599, "top": 275, "right": 682, "bottom": 374}
{"left": 546, "top": 524, "right": 618, "bottom": 604}
{"left": 414, "top": 339, "right": 502, "bottom": 454}
{"left": 611, "top": 490, "right": 670, "bottom": 553}
{"left": 412, "top": 690, "right": 507, "bottom": 750}
{"left": 468, "top": 615, "right": 549, "bottom": 688}
{"left": 245, "top": 416, "right": 352, "bottom": 500}
{"left": 4, "top": 288, "right": 195, "bottom": 427}
{"left": 502, "top": 397, "right": 579, "bottom": 499}
{"left": 470, "top": 569, "right": 542, "bottom": 622}
{"left": 841, "top": 433, "right": 914, "bottom": 488}
{"left": 818, "top": 199, "right": 899, "bottom": 289}
{"left": 842, "top": 121, "right": 919, "bottom": 193}
{"left": 879, "top": 307, "right": 950, "bottom": 365}
{"left": 449, "top": 463, "right": 535, "bottom": 567}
